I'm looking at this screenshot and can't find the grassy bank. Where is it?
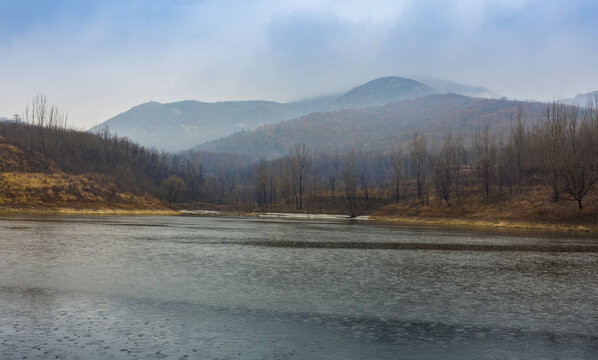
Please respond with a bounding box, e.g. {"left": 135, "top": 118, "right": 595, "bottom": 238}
{"left": 371, "top": 214, "right": 595, "bottom": 233}
{"left": 0, "top": 207, "right": 177, "bottom": 216}
{"left": 0, "top": 171, "right": 174, "bottom": 216}
{"left": 370, "top": 188, "right": 598, "bottom": 233}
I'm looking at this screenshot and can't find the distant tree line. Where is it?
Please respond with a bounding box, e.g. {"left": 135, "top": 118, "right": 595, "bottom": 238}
{"left": 187, "top": 97, "right": 598, "bottom": 214}
{"left": 2, "top": 95, "right": 597, "bottom": 213}
{"left": 0, "top": 95, "right": 205, "bottom": 203}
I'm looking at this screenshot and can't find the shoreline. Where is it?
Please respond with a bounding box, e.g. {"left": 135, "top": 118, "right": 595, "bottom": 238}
{"left": 370, "top": 215, "right": 597, "bottom": 234}
{"left": 0, "top": 207, "right": 178, "bottom": 216}
{"left": 1, "top": 206, "right": 597, "bottom": 235}
{"left": 181, "top": 209, "right": 598, "bottom": 235}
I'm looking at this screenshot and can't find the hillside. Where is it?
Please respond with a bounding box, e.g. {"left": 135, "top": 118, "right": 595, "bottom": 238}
{"left": 0, "top": 139, "right": 59, "bottom": 173}
{"left": 564, "top": 90, "right": 598, "bottom": 105}
{"left": 327, "top": 76, "right": 436, "bottom": 110}
{"left": 92, "top": 76, "right": 496, "bottom": 152}
{"left": 93, "top": 98, "right": 333, "bottom": 152}
{"left": 196, "top": 94, "right": 548, "bottom": 158}
{"left": 0, "top": 122, "right": 212, "bottom": 212}
{"left": 0, "top": 135, "right": 167, "bottom": 212}
{"left": 416, "top": 78, "right": 498, "bottom": 98}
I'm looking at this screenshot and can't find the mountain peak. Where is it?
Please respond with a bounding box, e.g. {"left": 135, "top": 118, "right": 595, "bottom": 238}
{"left": 328, "top": 76, "right": 436, "bottom": 110}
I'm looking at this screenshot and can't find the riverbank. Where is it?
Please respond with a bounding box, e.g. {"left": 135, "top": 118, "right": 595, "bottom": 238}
{"left": 176, "top": 208, "right": 598, "bottom": 234}
{"left": 370, "top": 214, "right": 596, "bottom": 233}
{"left": 369, "top": 191, "right": 598, "bottom": 233}
{"left": 0, "top": 207, "right": 177, "bottom": 216}
{"left": 0, "top": 171, "right": 175, "bottom": 216}
{"left": 2, "top": 197, "right": 597, "bottom": 234}
{"left": 178, "top": 189, "right": 598, "bottom": 234}
{"left": 2, "top": 203, "right": 596, "bottom": 234}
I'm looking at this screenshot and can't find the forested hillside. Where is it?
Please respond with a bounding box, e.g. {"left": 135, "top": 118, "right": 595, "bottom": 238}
{"left": 186, "top": 99, "right": 598, "bottom": 230}
{"left": 197, "top": 94, "right": 548, "bottom": 159}
{"left": 0, "top": 132, "right": 163, "bottom": 210}
{"left": 92, "top": 76, "right": 494, "bottom": 152}
{"left": 0, "top": 102, "right": 206, "bottom": 210}
{"left": 93, "top": 97, "right": 335, "bottom": 151}
{"left": 327, "top": 77, "right": 436, "bottom": 110}
{"left": 3, "top": 94, "right": 597, "bottom": 229}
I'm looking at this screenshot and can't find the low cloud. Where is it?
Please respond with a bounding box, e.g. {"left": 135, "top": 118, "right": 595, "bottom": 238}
{"left": 0, "top": 0, "right": 597, "bottom": 127}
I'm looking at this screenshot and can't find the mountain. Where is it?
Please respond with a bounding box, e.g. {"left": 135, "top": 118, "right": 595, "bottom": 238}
{"left": 93, "top": 76, "right": 501, "bottom": 152}
{"left": 327, "top": 76, "right": 436, "bottom": 110}
{"left": 563, "top": 90, "right": 598, "bottom": 105}
{"left": 93, "top": 77, "right": 440, "bottom": 151}
{"left": 417, "top": 78, "right": 499, "bottom": 98}
{"left": 92, "top": 97, "right": 333, "bottom": 152}
{"left": 196, "top": 94, "right": 548, "bottom": 159}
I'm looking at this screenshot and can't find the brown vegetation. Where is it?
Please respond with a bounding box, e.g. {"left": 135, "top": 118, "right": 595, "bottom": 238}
{"left": 372, "top": 185, "right": 598, "bottom": 232}
{"left": 0, "top": 172, "right": 165, "bottom": 211}
{"left": 2, "top": 94, "right": 597, "bottom": 231}
{"left": 188, "top": 98, "right": 598, "bottom": 232}
{"left": 0, "top": 97, "right": 176, "bottom": 212}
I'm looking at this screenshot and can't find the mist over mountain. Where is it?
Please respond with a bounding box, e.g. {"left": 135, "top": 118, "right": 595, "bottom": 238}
{"left": 563, "top": 90, "right": 598, "bottom": 105}
{"left": 327, "top": 77, "right": 436, "bottom": 110}
{"left": 196, "top": 94, "right": 547, "bottom": 159}
{"left": 92, "top": 98, "right": 331, "bottom": 152}
{"left": 93, "top": 76, "right": 501, "bottom": 152}
{"left": 417, "top": 78, "right": 499, "bottom": 98}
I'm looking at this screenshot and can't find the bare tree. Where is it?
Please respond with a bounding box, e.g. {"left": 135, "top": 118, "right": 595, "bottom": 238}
{"left": 538, "top": 102, "right": 568, "bottom": 201}
{"left": 474, "top": 126, "right": 497, "bottom": 198}
{"left": 510, "top": 108, "right": 527, "bottom": 187}
{"left": 432, "top": 131, "right": 459, "bottom": 205}
{"left": 342, "top": 151, "right": 358, "bottom": 217}
{"left": 268, "top": 161, "right": 279, "bottom": 210}
{"left": 358, "top": 156, "right": 371, "bottom": 202}
{"left": 558, "top": 108, "right": 598, "bottom": 209}
{"left": 327, "top": 170, "right": 337, "bottom": 206}
{"left": 391, "top": 146, "right": 404, "bottom": 204}
{"left": 161, "top": 175, "right": 186, "bottom": 205}
{"left": 254, "top": 158, "right": 268, "bottom": 208}
{"left": 409, "top": 133, "right": 428, "bottom": 201}
{"left": 23, "top": 94, "right": 68, "bottom": 129}
{"left": 291, "top": 144, "right": 310, "bottom": 210}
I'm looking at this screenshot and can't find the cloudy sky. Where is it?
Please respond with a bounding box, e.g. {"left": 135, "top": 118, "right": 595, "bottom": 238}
{"left": 1, "top": 0, "right": 597, "bottom": 128}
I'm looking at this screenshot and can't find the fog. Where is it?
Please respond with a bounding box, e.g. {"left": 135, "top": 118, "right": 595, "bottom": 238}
{"left": 1, "top": 0, "right": 597, "bottom": 128}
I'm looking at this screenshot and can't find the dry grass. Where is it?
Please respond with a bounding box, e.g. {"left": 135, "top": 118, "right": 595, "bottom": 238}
{"left": 371, "top": 186, "right": 598, "bottom": 233}
{"left": 0, "top": 133, "right": 172, "bottom": 214}
{"left": 0, "top": 207, "right": 177, "bottom": 216}
{"left": 0, "top": 172, "right": 170, "bottom": 212}
{"left": 0, "top": 143, "right": 58, "bottom": 173}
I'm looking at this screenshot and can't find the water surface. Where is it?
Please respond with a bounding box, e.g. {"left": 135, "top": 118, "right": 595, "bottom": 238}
{"left": 1, "top": 215, "right": 597, "bottom": 359}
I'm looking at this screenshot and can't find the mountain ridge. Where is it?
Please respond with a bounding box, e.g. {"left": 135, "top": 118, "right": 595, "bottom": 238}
{"left": 196, "top": 94, "right": 548, "bottom": 159}
{"left": 93, "top": 97, "right": 333, "bottom": 152}
{"left": 92, "top": 76, "right": 495, "bottom": 152}
{"left": 563, "top": 90, "right": 598, "bottom": 105}
{"left": 327, "top": 76, "right": 436, "bottom": 110}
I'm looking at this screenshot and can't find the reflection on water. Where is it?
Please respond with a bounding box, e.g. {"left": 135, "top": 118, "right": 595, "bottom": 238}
{"left": 0, "top": 215, "right": 597, "bottom": 359}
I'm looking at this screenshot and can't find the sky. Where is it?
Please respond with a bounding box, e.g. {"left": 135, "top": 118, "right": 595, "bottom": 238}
{"left": 1, "top": 0, "right": 597, "bottom": 128}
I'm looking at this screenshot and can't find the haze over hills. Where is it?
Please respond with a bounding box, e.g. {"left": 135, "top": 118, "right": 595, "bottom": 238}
{"left": 92, "top": 99, "right": 332, "bottom": 152}
{"left": 196, "top": 94, "right": 548, "bottom": 159}
{"left": 415, "top": 78, "right": 499, "bottom": 98}
{"left": 92, "top": 76, "right": 494, "bottom": 152}
{"left": 563, "top": 90, "right": 598, "bottom": 105}
{"left": 327, "top": 77, "right": 437, "bottom": 110}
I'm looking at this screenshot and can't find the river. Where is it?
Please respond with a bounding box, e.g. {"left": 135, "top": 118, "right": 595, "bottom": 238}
{"left": 0, "top": 215, "right": 597, "bottom": 359}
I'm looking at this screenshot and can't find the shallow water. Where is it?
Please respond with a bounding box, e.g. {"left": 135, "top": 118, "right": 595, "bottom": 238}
{"left": 0, "top": 215, "right": 597, "bottom": 359}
